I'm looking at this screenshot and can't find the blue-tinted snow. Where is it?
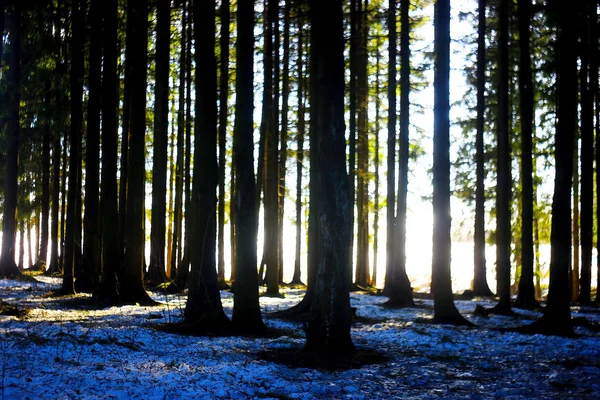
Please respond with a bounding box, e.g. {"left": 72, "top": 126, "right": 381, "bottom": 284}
{"left": 1, "top": 277, "right": 599, "bottom": 399}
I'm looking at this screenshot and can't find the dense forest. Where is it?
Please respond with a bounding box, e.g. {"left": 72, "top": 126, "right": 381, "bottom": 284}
{"left": 0, "top": 0, "right": 599, "bottom": 373}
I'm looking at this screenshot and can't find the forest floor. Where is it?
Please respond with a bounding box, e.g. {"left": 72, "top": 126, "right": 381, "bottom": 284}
{"left": 0, "top": 276, "right": 599, "bottom": 399}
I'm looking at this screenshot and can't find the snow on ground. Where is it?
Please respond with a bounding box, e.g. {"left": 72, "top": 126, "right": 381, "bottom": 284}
{"left": 1, "top": 277, "right": 599, "bottom": 399}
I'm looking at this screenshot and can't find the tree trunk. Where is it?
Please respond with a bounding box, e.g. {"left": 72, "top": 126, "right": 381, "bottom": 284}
{"left": 122, "top": 0, "right": 153, "bottom": 304}
{"left": 523, "top": 0, "right": 576, "bottom": 336}
{"left": 292, "top": 9, "right": 305, "bottom": 286}
{"left": 492, "top": 0, "right": 512, "bottom": 315}
{"left": 514, "top": 0, "right": 539, "bottom": 310}
{"left": 372, "top": 45, "right": 381, "bottom": 287}
{"left": 183, "top": 0, "right": 229, "bottom": 327}
{"left": 231, "top": 0, "right": 265, "bottom": 333}
{"left": 305, "top": 0, "right": 355, "bottom": 357}
{"left": 171, "top": 2, "right": 187, "bottom": 282}
{"left": 355, "top": 0, "right": 369, "bottom": 288}
{"left": 387, "top": 0, "right": 414, "bottom": 306}
{"left": 572, "top": 132, "right": 580, "bottom": 300}
{"left": 383, "top": 0, "right": 397, "bottom": 296}
{"left": 432, "top": 0, "right": 470, "bottom": 326}
{"left": 79, "top": 0, "right": 102, "bottom": 293}
{"left": 578, "top": 1, "right": 593, "bottom": 305}
{"left": 39, "top": 85, "right": 51, "bottom": 270}
{"left": 49, "top": 4, "right": 62, "bottom": 276}
{"left": 263, "top": 0, "right": 281, "bottom": 297}
{"left": 1, "top": 4, "right": 22, "bottom": 278}
{"left": 176, "top": 2, "right": 193, "bottom": 290}
{"left": 95, "top": 0, "right": 121, "bottom": 305}
{"left": 348, "top": 0, "right": 357, "bottom": 287}
{"left": 147, "top": 0, "right": 171, "bottom": 287}
{"left": 217, "top": 0, "right": 230, "bottom": 289}
{"left": 278, "top": 0, "right": 291, "bottom": 285}
{"left": 61, "top": 0, "right": 84, "bottom": 294}
{"left": 473, "top": 0, "right": 493, "bottom": 297}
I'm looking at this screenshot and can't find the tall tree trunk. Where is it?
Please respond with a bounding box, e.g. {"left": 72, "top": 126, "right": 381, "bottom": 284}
{"left": 278, "top": 0, "right": 291, "bottom": 285}
{"left": 176, "top": 4, "right": 193, "bottom": 290}
{"left": 473, "top": 0, "right": 493, "bottom": 297}
{"left": 578, "top": 1, "right": 593, "bottom": 305}
{"left": 372, "top": 45, "right": 381, "bottom": 287}
{"left": 514, "top": 0, "right": 539, "bottom": 310}
{"left": 523, "top": 0, "right": 576, "bottom": 336}
{"left": 95, "top": 0, "right": 121, "bottom": 305}
{"left": 387, "top": 0, "right": 414, "bottom": 306}
{"left": 26, "top": 219, "right": 32, "bottom": 269}
{"left": 492, "top": 0, "right": 513, "bottom": 314}
{"left": 305, "top": 0, "right": 355, "bottom": 356}
{"left": 263, "top": 0, "right": 281, "bottom": 296}
{"left": 147, "top": 0, "right": 171, "bottom": 287}
{"left": 593, "top": 0, "right": 600, "bottom": 305}
{"left": 39, "top": 85, "right": 51, "bottom": 270}
{"left": 572, "top": 141, "right": 579, "bottom": 300}
{"left": 232, "top": 0, "right": 265, "bottom": 333}
{"left": 18, "top": 221, "right": 24, "bottom": 270}
{"left": 432, "top": 0, "right": 470, "bottom": 326}
{"left": 292, "top": 10, "right": 305, "bottom": 286}
{"left": 184, "top": 0, "right": 229, "bottom": 327}
{"left": 176, "top": 1, "right": 193, "bottom": 290}
{"left": 217, "top": 0, "right": 230, "bottom": 289}
{"left": 348, "top": 0, "right": 357, "bottom": 287}
{"left": 119, "top": 0, "right": 134, "bottom": 262}
{"left": 49, "top": 3, "right": 62, "bottom": 276}
{"left": 171, "top": 3, "right": 187, "bottom": 282}
{"left": 79, "top": 0, "right": 103, "bottom": 293}
{"left": 122, "top": 0, "right": 153, "bottom": 304}
{"left": 61, "top": 0, "right": 84, "bottom": 294}
{"left": 355, "top": 0, "right": 369, "bottom": 288}
{"left": 384, "top": 0, "right": 397, "bottom": 296}
{"left": 59, "top": 122, "right": 68, "bottom": 273}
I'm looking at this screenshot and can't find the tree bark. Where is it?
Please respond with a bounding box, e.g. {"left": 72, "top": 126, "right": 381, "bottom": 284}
{"left": 522, "top": 0, "right": 576, "bottom": 336}
{"left": 492, "top": 0, "right": 513, "bottom": 315}
{"left": 79, "top": 0, "right": 103, "bottom": 293}
{"left": 183, "top": 0, "right": 229, "bottom": 327}
{"left": 305, "top": 0, "right": 355, "bottom": 357}
{"left": 231, "top": 0, "right": 265, "bottom": 333}
{"left": 355, "top": 0, "right": 369, "bottom": 288}
{"left": 292, "top": 9, "right": 305, "bottom": 286}
{"left": 217, "top": 0, "right": 230, "bottom": 289}
{"left": 473, "top": 0, "right": 493, "bottom": 297}
{"left": 61, "top": 0, "right": 84, "bottom": 294}
{"left": 122, "top": 0, "right": 153, "bottom": 304}
{"left": 95, "top": 0, "right": 121, "bottom": 305}
{"left": 432, "top": 0, "right": 471, "bottom": 326}
{"left": 514, "top": 0, "right": 539, "bottom": 310}
{"left": 0, "top": 3, "right": 21, "bottom": 278}
{"left": 263, "top": 0, "right": 281, "bottom": 296}
{"left": 578, "top": 1, "right": 593, "bottom": 305}
{"left": 384, "top": 0, "right": 397, "bottom": 296}
{"left": 171, "top": 3, "right": 187, "bottom": 283}
{"left": 147, "top": 0, "right": 171, "bottom": 287}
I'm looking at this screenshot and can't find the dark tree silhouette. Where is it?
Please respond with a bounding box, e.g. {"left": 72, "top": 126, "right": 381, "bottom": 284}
{"left": 95, "top": 0, "right": 121, "bottom": 305}
{"left": 183, "top": 0, "right": 229, "bottom": 328}
{"left": 0, "top": 3, "right": 23, "bottom": 279}
{"left": 121, "top": 0, "right": 153, "bottom": 304}
{"left": 147, "top": 0, "right": 171, "bottom": 287}
{"left": 305, "top": 0, "right": 354, "bottom": 357}
{"left": 231, "top": 0, "right": 265, "bottom": 334}
{"left": 431, "top": 0, "right": 471, "bottom": 326}
{"left": 79, "top": 0, "right": 102, "bottom": 293}
{"left": 472, "top": 0, "right": 493, "bottom": 297}
{"left": 491, "top": 0, "right": 513, "bottom": 315}
{"left": 61, "top": 0, "right": 84, "bottom": 294}
{"left": 514, "top": 0, "right": 540, "bottom": 310}
{"left": 386, "top": 0, "right": 414, "bottom": 307}
{"left": 521, "top": 0, "right": 577, "bottom": 336}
